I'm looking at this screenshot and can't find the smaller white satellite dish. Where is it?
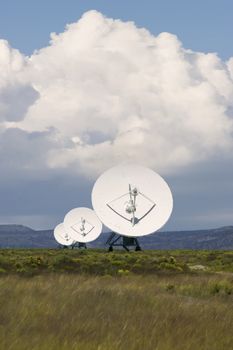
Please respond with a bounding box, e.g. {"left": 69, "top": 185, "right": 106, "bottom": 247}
{"left": 54, "top": 223, "right": 74, "bottom": 246}
{"left": 92, "top": 164, "right": 173, "bottom": 237}
{"left": 64, "top": 207, "right": 102, "bottom": 243}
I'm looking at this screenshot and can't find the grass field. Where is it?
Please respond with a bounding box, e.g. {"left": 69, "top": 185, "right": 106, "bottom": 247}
{"left": 0, "top": 249, "right": 233, "bottom": 349}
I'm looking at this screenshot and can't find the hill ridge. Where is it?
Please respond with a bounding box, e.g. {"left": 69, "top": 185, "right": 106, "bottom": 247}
{"left": 0, "top": 224, "right": 233, "bottom": 249}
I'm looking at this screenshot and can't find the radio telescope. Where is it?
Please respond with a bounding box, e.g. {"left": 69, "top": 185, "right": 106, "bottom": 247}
{"left": 92, "top": 164, "right": 173, "bottom": 251}
{"left": 54, "top": 223, "right": 75, "bottom": 247}
{"left": 64, "top": 207, "right": 102, "bottom": 247}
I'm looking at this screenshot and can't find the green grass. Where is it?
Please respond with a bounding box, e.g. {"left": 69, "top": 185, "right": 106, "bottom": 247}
{"left": 0, "top": 250, "right": 232, "bottom": 349}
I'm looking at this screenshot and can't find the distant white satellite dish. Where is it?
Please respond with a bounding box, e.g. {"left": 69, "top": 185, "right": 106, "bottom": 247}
{"left": 92, "top": 164, "right": 173, "bottom": 237}
{"left": 54, "top": 223, "right": 74, "bottom": 246}
{"left": 64, "top": 207, "right": 102, "bottom": 243}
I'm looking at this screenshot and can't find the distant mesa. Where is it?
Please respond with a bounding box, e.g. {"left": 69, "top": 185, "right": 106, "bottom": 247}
{"left": 0, "top": 224, "right": 233, "bottom": 249}
{"left": 0, "top": 224, "right": 34, "bottom": 233}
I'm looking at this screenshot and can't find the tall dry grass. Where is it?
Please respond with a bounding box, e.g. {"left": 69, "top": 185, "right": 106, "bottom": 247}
{"left": 0, "top": 273, "right": 232, "bottom": 350}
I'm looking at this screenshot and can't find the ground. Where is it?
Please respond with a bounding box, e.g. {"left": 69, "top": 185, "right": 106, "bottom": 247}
{"left": 0, "top": 249, "right": 232, "bottom": 350}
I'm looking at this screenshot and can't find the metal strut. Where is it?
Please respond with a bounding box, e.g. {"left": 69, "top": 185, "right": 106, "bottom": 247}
{"left": 58, "top": 242, "right": 87, "bottom": 249}
{"left": 106, "top": 232, "right": 142, "bottom": 252}
{"left": 72, "top": 242, "right": 87, "bottom": 249}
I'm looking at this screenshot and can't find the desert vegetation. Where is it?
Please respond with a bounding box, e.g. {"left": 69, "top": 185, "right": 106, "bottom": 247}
{"left": 0, "top": 249, "right": 233, "bottom": 276}
{"left": 0, "top": 249, "right": 232, "bottom": 349}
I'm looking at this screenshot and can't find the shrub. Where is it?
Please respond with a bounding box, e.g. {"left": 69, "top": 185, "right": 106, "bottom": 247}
{"left": 169, "top": 256, "right": 176, "bottom": 264}
{"left": 159, "top": 262, "right": 183, "bottom": 272}
{"left": 53, "top": 254, "right": 73, "bottom": 266}
{"left": 0, "top": 267, "right": 6, "bottom": 274}
{"left": 117, "top": 269, "right": 130, "bottom": 276}
{"left": 165, "top": 283, "right": 175, "bottom": 292}
{"left": 209, "top": 283, "right": 221, "bottom": 295}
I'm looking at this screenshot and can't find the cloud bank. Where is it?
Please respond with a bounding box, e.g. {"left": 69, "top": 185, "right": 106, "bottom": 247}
{"left": 1, "top": 10, "right": 233, "bottom": 178}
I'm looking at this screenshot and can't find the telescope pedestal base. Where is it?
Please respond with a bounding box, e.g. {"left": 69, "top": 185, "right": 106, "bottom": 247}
{"left": 58, "top": 243, "right": 87, "bottom": 249}
{"left": 72, "top": 242, "right": 87, "bottom": 249}
{"left": 106, "top": 232, "right": 142, "bottom": 252}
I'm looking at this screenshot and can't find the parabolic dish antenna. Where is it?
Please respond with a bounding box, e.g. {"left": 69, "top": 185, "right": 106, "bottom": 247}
{"left": 63, "top": 207, "right": 102, "bottom": 243}
{"left": 92, "top": 164, "right": 173, "bottom": 237}
{"left": 54, "top": 223, "right": 74, "bottom": 246}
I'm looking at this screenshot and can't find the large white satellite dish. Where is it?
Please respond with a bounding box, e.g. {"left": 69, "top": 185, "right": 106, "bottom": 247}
{"left": 54, "top": 223, "right": 74, "bottom": 246}
{"left": 64, "top": 207, "right": 102, "bottom": 243}
{"left": 92, "top": 164, "right": 173, "bottom": 238}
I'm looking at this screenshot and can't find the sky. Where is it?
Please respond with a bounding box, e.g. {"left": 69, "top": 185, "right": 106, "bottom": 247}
{"left": 0, "top": 0, "right": 232, "bottom": 231}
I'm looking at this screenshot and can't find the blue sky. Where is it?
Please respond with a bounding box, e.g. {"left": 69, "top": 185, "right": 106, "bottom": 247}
{"left": 0, "top": 1, "right": 232, "bottom": 231}
{"left": 0, "top": 0, "right": 232, "bottom": 59}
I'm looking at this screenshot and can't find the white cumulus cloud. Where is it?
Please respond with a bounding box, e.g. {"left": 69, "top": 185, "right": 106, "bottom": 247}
{"left": 0, "top": 40, "right": 38, "bottom": 123}
{"left": 0, "top": 10, "right": 233, "bottom": 177}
